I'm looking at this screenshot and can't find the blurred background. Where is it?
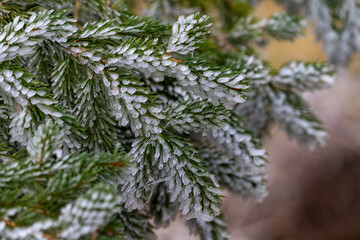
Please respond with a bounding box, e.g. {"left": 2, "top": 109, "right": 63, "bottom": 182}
{"left": 157, "top": 0, "right": 360, "bottom": 239}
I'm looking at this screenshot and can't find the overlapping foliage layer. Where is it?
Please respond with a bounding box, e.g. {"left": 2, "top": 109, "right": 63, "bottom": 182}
{"left": 0, "top": 0, "right": 337, "bottom": 239}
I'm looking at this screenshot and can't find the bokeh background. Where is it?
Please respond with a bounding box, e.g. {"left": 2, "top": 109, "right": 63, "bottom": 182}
{"left": 156, "top": 0, "right": 360, "bottom": 239}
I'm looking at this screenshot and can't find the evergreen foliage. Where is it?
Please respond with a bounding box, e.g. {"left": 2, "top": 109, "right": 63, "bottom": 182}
{"left": 258, "top": 0, "right": 360, "bottom": 68}
{"left": 0, "top": 0, "right": 345, "bottom": 239}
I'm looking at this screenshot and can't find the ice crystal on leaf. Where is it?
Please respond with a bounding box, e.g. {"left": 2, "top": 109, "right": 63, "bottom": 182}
{"left": 122, "top": 134, "right": 222, "bottom": 222}
{"left": 167, "top": 13, "right": 211, "bottom": 55}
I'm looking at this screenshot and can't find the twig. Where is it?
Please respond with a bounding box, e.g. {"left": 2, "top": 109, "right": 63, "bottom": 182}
{"left": 74, "top": 0, "right": 82, "bottom": 26}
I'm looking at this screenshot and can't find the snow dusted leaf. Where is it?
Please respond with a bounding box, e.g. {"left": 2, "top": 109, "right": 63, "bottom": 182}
{"left": 116, "top": 210, "right": 156, "bottom": 240}
{"left": 230, "top": 12, "right": 305, "bottom": 42}
{"left": 164, "top": 99, "right": 230, "bottom": 133}
{"left": 77, "top": 17, "right": 169, "bottom": 40}
{"left": 58, "top": 183, "right": 121, "bottom": 239}
{"left": 122, "top": 134, "right": 222, "bottom": 222}
{"left": 187, "top": 214, "right": 230, "bottom": 240}
{"left": 207, "top": 114, "right": 268, "bottom": 200}
{"left": 265, "top": 13, "right": 305, "bottom": 41}
{"left": 270, "top": 88, "right": 328, "bottom": 149}
{"left": 26, "top": 120, "right": 63, "bottom": 164}
{"left": 238, "top": 85, "right": 329, "bottom": 149}
{"left": 149, "top": 183, "right": 178, "bottom": 228}
{"left": 0, "top": 10, "right": 77, "bottom": 63}
{"left": 101, "top": 72, "right": 165, "bottom": 138}
{"left": 237, "top": 60, "right": 335, "bottom": 149}
{"left": 273, "top": 61, "right": 336, "bottom": 91}
{"left": 51, "top": 58, "right": 80, "bottom": 105}
{"left": 73, "top": 72, "right": 118, "bottom": 151}
{"left": 167, "top": 13, "right": 211, "bottom": 55}
{"left": 0, "top": 123, "right": 130, "bottom": 239}
{"left": 225, "top": 54, "right": 271, "bottom": 85}
{"left": 274, "top": 0, "right": 360, "bottom": 68}
{"left": 69, "top": 19, "right": 249, "bottom": 109}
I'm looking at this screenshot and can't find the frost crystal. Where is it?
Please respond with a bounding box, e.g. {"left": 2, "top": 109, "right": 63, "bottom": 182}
{"left": 0, "top": 10, "right": 77, "bottom": 63}
{"left": 122, "top": 134, "right": 222, "bottom": 222}
{"left": 167, "top": 13, "right": 211, "bottom": 55}
{"left": 237, "top": 61, "right": 334, "bottom": 149}
{"left": 206, "top": 115, "right": 268, "bottom": 200}
{"left": 274, "top": 61, "right": 335, "bottom": 91}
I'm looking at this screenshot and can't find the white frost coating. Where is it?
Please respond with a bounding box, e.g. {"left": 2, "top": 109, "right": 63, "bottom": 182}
{"left": 26, "top": 120, "right": 63, "bottom": 164}
{"left": 79, "top": 16, "right": 163, "bottom": 40}
{"left": 0, "top": 10, "right": 77, "bottom": 63}
{"left": 268, "top": 88, "right": 328, "bottom": 149}
{"left": 79, "top": 20, "right": 117, "bottom": 39}
{"left": 237, "top": 84, "right": 329, "bottom": 150}
{"left": 165, "top": 100, "right": 229, "bottom": 133}
{"left": 0, "top": 217, "right": 56, "bottom": 240}
{"left": 0, "top": 69, "right": 64, "bottom": 146}
{"left": 0, "top": 185, "right": 119, "bottom": 240}
{"left": 0, "top": 69, "right": 31, "bottom": 106}
{"left": 265, "top": 12, "right": 306, "bottom": 40}
{"left": 307, "top": 0, "right": 360, "bottom": 68}
{"left": 230, "top": 16, "right": 266, "bottom": 40}
{"left": 236, "top": 57, "right": 335, "bottom": 149}
{"left": 167, "top": 13, "right": 211, "bottom": 55}
{"left": 227, "top": 55, "right": 271, "bottom": 86}
{"left": 274, "top": 61, "right": 336, "bottom": 91}
{"left": 230, "top": 12, "right": 305, "bottom": 42}
{"left": 209, "top": 117, "right": 268, "bottom": 201}
{"left": 187, "top": 215, "right": 230, "bottom": 240}
{"left": 104, "top": 73, "right": 165, "bottom": 137}
{"left": 101, "top": 44, "right": 248, "bottom": 109}
{"left": 72, "top": 66, "right": 164, "bottom": 138}
{"left": 68, "top": 15, "right": 249, "bottom": 110}
{"left": 69, "top": 24, "right": 248, "bottom": 138}
{"left": 122, "top": 135, "right": 222, "bottom": 222}
{"left": 58, "top": 185, "right": 120, "bottom": 239}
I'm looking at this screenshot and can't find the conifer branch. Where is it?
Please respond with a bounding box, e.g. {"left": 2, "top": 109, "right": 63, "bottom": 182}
{"left": 0, "top": 1, "right": 339, "bottom": 238}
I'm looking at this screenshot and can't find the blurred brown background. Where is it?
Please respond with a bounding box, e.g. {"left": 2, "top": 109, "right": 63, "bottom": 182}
{"left": 157, "top": 0, "right": 360, "bottom": 239}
